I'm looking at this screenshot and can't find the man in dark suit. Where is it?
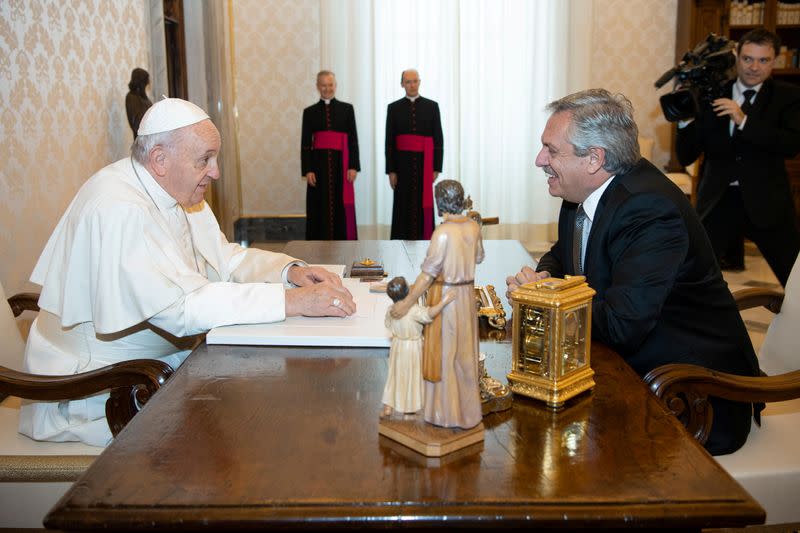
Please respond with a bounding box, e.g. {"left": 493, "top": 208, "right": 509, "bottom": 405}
{"left": 385, "top": 69, "right": 444, "bottom": 240}
{"left": 507, "top": 89, "right": 760, "bottom": 455}
{"left": 301, "top": 71, "right": 361, "bottom": 240}
{"left": 676, "top": 29, "right": 800, "bottom": 286}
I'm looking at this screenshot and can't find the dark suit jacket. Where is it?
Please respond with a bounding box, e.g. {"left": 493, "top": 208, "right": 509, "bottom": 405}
{"left": 676, "top": 79, "right": 800, "bottom": 228}
{"left": 537, "top": 159, "right": 759, "bottom": 381}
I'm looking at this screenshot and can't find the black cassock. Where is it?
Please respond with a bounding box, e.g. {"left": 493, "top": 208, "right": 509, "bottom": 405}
{"left": 301, "top": 99, "right": 360, "bottom": 240}
{"left": 385, "top": 96, "right": 444, "bottom": 240}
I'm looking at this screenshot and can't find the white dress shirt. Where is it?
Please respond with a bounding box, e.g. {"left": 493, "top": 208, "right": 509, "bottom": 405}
{"left": 577, "top": 176, "right": 615, "bottom": 268}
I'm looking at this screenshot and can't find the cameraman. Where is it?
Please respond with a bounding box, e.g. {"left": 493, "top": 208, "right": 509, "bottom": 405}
{"left": 676, "top": 28, "right": 800, "bottom": 286}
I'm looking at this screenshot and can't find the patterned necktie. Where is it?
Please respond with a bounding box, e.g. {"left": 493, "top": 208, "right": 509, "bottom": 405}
{"left": 573, "top": 204, "right": 587, "bottom": 275}
{"left": 740, "top": 89, "right": 756, "bottom": 114}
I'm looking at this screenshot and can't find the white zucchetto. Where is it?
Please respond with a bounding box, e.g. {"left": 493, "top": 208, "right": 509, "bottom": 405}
{"left": 138, "top": 97, "right": 210, "bottom": 136}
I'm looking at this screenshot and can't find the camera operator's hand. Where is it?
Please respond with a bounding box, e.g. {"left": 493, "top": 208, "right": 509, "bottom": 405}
{"left": 712, "top": 98, "right": 746, "bottom": 126}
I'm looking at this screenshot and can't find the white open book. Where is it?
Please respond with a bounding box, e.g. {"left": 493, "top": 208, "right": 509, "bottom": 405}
{"left": 206, "top": 277, "right": 392, "bottom": 347}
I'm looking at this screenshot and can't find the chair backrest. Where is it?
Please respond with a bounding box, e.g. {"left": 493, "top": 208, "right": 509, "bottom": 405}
{"left": 0, "top": 282, "right": 25, "bottom": 371}
{"left": 759, "top": 254, "right": 800, "bottom": 375}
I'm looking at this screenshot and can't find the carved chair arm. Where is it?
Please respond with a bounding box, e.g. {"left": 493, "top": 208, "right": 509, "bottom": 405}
{"left": 733, "top": 287, "right": 784, "bottom": 314}
{"left": 0, "top": 359, "right": 173, "bottom": 437}
{"left": 8, "top": 293, "right": 39, "bottom": 317}
{"left": 644, "top": 364, "right": 800, "bottom": 445}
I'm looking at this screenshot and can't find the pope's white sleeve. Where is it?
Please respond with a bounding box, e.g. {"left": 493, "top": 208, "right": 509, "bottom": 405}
{"left": 218, "top": 237, "right": 301, "bottom": 284}
{"left": 148, "top": 281, "right": 286, "bottom": 337}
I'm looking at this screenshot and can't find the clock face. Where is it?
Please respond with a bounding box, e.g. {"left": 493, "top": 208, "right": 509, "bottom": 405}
{"left": 519, "top": 305, "right": 549, "bottom": 377}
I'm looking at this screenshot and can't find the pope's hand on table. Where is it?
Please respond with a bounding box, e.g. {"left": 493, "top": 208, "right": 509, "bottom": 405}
{"left": 288, "top": 265, "right": 343, "bottom": 287}
{"left": 285, "top": 282, "right": 355, "bottom": 317}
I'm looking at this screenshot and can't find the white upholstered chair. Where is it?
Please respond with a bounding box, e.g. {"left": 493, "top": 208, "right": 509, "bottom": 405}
{"left": 646, "top": 254, "right": 800, "bottom": 524}
{"left": 0, "top": 282, "right": 173, "bottom": 527}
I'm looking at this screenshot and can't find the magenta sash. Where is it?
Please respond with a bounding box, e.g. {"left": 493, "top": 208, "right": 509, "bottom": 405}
{"left": 395, "top": 134, "right": 434, "bottom": 239}
{"left": 313, "top": 131, "right": 356, "bottom": 240}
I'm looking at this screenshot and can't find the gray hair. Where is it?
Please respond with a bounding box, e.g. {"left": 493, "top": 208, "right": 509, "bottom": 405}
{"left": 435, "top": 179, "right": 465, "bottom": 215}
{"left": 317, "top": 70, "right": 335, "bottom": 82}
{"left": 546, "top": 89, "right": 640, "bottom": 175}
{"left": 131, "top": 128, "right": 185, "bottom": 165}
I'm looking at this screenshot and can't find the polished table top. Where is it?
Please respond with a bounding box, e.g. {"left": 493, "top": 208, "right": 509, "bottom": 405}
{"left": 283, "top": 239, "right": 530, "bottom": 313}
{"left": 45, "top": 240, "right": 764, "bottom": 530}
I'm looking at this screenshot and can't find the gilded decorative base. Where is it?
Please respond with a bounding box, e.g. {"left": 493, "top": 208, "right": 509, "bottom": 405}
{"left": 507, "top": 366, "right": 595, "bottom": 409}
{"left": 479, "top": 361, "right": 513, "bottom": 415}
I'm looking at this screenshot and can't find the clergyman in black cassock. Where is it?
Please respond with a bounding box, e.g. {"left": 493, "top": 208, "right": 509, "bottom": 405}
{"left": 301, "top": 71, "right": 361, "bottom": 240}
{"left": 385, "top": 69, "right": 443, "bottom": 240}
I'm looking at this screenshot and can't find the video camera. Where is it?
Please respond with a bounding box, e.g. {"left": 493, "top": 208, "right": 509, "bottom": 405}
{"left": 655, "top": 33, "right": 737, "bottom": 122}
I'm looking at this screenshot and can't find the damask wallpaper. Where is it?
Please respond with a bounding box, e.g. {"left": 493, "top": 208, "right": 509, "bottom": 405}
{"left": 232, "top": 0, "right": 320, "bottom": 217}
{"left": 0, "top": 0, "right": 678, "bottom": 294}
{"left": 0, "top": 0, "right": 149, "bottom": 293}
{"left": 590, "top": 0, "right": 678, "bottom": 169}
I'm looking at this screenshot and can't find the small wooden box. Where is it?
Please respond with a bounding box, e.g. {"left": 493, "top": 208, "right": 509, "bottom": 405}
{"left": 350, "top": 259, "right": 384, "bottom": 277}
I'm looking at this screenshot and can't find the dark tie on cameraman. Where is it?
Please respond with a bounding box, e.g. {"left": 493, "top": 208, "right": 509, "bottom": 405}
{"left": 740, "top": 89, "right": 756, "bottom": 115}
{"left": 732, "top": 89, "right": 756, "bottom": 139}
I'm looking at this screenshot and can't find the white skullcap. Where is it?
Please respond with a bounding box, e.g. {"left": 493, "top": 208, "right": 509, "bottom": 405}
{"left": 138, "top": 97, "right": 210, "bottom": 136}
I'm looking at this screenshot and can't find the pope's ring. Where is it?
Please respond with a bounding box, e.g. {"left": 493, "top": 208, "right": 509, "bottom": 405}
{"left": 332, "top": 297, "right": 341, "bottom": 308}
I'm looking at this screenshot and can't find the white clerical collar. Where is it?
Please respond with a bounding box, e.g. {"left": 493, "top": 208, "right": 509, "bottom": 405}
{"left": 322, "top": 98, "right": 333, "bottom": 105}
{"left": 406, "top": 95, "right": 420, "bottom": 102}
{"left": 581, "top": 175, "right": 615, "bottom": 222}
{"left": 734, "top": 79, "right": 763, "bottom": 99}
{"left": 131, "top": 158, "right": 178, "bottom": 211}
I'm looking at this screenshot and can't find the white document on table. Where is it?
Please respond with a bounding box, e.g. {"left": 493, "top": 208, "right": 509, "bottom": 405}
{"left": 206, "top": 277, "right": 392, "bottom": 347}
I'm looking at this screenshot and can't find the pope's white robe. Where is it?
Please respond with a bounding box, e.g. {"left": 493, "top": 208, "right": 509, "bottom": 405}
{"left": 19, "top": 157, "right": 302, "bottom": 446}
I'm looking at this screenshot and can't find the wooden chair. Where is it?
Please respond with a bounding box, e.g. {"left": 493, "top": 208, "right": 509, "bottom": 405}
{"left": 645, "top": 256, "right": 800, "bottom": 524}
{"left": 0, "top": 282, "right": 174, "bottom": 527}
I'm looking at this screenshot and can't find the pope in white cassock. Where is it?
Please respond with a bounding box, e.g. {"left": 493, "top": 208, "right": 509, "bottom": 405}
{"left": 19, "top": 98, "right": 356, "bottom": 446}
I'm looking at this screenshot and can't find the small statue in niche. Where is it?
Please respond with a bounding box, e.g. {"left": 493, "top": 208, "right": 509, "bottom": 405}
{"left": 382, "top": 276, "right": 454, "bottom": 418}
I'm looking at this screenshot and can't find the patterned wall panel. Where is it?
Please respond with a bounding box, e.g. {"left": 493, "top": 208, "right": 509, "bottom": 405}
{"left": 0, "top": 0, "right": 150, "bottom": 293}
{"left": 590, "top": 0, "right": 678, "bottom": 169}
{"left": 233, "top": 0, "right": 320, "bottom": 217}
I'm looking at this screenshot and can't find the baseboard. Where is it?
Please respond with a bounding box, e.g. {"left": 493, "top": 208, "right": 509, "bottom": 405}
{"left": 234, "top": 216, "right": 305, "bottom": 246}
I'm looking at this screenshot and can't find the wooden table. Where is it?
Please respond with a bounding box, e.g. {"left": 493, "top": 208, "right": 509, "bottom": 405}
{"left": 45, "top": 241, "right": 764, "bottom": 530}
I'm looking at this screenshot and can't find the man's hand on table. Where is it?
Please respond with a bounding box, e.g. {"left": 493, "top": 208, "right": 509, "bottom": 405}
{"left": 285, "top": 265, "right": 355, "bottom": 317}
{"left": 505, "top": 266, "right": 550, "bottom": 299}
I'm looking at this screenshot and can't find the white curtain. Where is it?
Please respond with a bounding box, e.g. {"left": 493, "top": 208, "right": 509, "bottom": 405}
{"left": 321, "top": 0, "right": 593, "bottom": 242}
